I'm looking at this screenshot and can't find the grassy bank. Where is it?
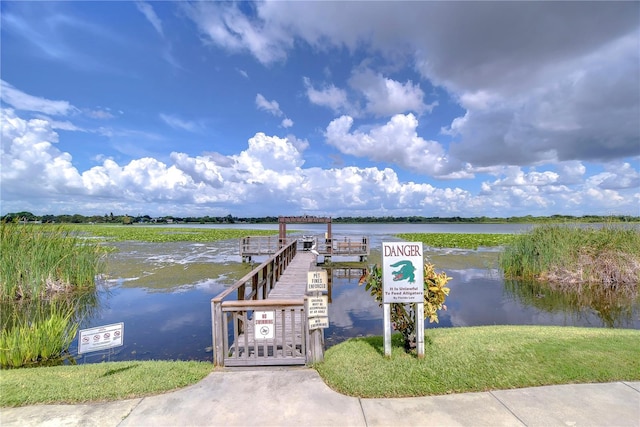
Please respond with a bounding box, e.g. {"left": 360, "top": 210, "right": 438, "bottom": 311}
{"left": 499, "top": 224, "right": 640, "bottom": 288}
{"left": 2, "top": 326, "right": 638, "bottom": 406}
{"left": 315, "top": 326, "right": 640, "bottom": 397}
{"left": 0, "top": 360, "right": 212, "bottom": 407}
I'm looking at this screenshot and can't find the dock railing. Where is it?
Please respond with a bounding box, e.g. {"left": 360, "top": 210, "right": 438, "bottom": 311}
{"left": 240, "top": 234, "right": 369, "bottom": 261}
{"left": 218, "top": 299, "right": 307, "bottom": 366}
{"left": 212, "top": 240, "right": 305, "bottom": 366}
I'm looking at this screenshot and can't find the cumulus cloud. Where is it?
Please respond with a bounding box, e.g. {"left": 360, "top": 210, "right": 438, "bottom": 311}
{"left": 348, "top": 68, "right": 433, "bottom": 117}
{"left": 182, "top": 1, "right": 292, "bottom": 65}
{"left": 187, "top": 2, "right": 639, "bottom": 170}
{"left": 256, "top": 94, "right": 293, "bottom": 128}
{"left": 303, "top": 77, "right": 351, "bottom": 114}
{"left": 587, "top": 162, "right": 640, "bottom": 191}
{"left": 325, "top": 113, "right": 462, "bottom": 178}
{"left": 255, "top": 93, "right": 283, "bottom": 116}
{"left": 1, "top": 109, "right": 83, "bottom": 198}
{"left": 304, "top": 71, "right": 436, "bottom": 119}
{"left": 281, "top": 118, "right": 293, "bottom": 128}
{"left": 2, "top": 107, "right": 638, "bottom": 217}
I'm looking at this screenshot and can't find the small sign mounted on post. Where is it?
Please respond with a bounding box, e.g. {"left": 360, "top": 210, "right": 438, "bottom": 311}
{"left": 307, "top": 271, "right": 329, "bottom": 330}
{"left": 254, "top": 311, "right": 275, "bottom": 339}
{"left": 382, "top": 242, "right": 425, "bottom": 358}
{"left": 307, "top": 270, "right": 328, "bottom": 292}
{"left": 308, "top": 316, "right": 329, "bottom": 330}
{"left": 308, "top": 295, "right": 328, "bottom": 317}
{"left": 78, "top": 322, "right": 124, "bottom": 355}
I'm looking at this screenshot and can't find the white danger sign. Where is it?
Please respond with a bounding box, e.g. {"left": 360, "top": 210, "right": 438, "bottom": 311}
{"left": 307, "top": 270, "right": 328, "bottom": 292}
{"left": 382, "top": 242, "right": 424, "bottom": 303}
{"left": 78, "top": 322, "right": 124, "bottom": 354}
{"left": 254, "top": 311, "right": 275, "bottom": 339}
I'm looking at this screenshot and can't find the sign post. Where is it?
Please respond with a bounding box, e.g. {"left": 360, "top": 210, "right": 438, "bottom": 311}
{"left": 382, "top": 242, "right": 425, "bottom": 358}
{"left": 306, "top": 270, "right": 328, "bottom": 363}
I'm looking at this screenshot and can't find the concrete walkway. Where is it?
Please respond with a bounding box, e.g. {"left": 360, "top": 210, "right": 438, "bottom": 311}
{"left": 1, "top": 368, "right": 639, "bottom": 427}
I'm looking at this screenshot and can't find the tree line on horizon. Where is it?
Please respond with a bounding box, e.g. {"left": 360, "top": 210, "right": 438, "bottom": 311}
{"left": 2, "top": 211, "right": 638, "bottom": 225}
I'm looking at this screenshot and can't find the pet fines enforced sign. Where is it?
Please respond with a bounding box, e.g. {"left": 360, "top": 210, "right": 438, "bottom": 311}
{"left": 382, "top": 242, "right": 424, "bottom": 303}
{"left": 307, "top": 270, "right": 328, "bottom": 292}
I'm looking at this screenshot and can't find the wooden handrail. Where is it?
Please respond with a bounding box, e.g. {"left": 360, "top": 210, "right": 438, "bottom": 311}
{"left": 213, "top": 240, "right": 297, "bottom": 303}
{"left": 222, "top": 298, "right": 304, "bottom": 308}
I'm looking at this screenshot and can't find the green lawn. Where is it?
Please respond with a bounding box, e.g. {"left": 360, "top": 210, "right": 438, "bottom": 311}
{"left": 2, "top": 326, "right": 639, "bottom": 407}
{"left": 0, "top": 360, "right": 212, "bottom": 407}
{"left": 315, "top": 326, "right": 640, "bottom": 397}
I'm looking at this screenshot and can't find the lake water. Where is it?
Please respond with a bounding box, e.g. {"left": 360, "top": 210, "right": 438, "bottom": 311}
{"left": 69, "top": 223, "right": 639, "bottom": 364}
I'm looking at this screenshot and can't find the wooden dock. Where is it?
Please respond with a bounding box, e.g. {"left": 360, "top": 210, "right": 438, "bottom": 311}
{"left": 267, "top": 252, "right": 316, "bottom": 299}
{"left": 226, "top": 252, "right": 316, "bottom": 365}
{"left": 212, "top": 242, "right": 323, "bottom": 366}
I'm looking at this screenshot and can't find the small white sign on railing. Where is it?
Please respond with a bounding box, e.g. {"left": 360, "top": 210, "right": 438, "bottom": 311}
{"left": 254, "top": 311, "right": 275, "bottom": 339}
{"left": 78, "top": 322, "right": 124, "bottom": 354}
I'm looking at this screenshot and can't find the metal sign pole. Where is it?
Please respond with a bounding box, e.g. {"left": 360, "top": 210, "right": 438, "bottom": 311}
{"left": 383, "top": 303, "right": 391, "bottom": 357}
{"left": 416, "top": 302, "right": 425, "bottom": 358}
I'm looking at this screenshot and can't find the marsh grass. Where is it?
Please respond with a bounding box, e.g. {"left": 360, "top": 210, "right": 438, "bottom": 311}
{"left": 1, "top": 223, "right": 105, "bottom": 367}
{"left": 0, "top": 223, "right": 106, "bottom": 300}
{"left": 0, "top": 300, "right": 79, "bottom": 368}
{"left": 499, "top": 224, "right": 640, "bottom": 294}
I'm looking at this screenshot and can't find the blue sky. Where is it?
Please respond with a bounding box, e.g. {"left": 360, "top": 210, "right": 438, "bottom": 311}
{"left": 1, "top": 1, "right": 639, "bottom": 218}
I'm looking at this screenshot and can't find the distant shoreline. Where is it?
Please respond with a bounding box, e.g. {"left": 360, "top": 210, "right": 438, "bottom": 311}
{"left": 3, "top": 212, "right": 639, "bottom": 225}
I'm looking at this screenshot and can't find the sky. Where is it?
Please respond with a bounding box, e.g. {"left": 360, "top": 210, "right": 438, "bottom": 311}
{"left": 1, "top": 1, "right": 639, "bottom": 218}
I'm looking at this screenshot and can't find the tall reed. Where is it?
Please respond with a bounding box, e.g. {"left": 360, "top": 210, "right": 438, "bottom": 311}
{"left": 0, "top": 222, "right": 105, "bottom": 300}
{"left": 500, "top": 224, "right": 640, "bottom": 292}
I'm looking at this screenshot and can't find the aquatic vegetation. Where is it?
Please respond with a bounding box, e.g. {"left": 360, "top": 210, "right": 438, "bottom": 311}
{"left": 0, "top": 300, "right": 79, "bottom": 368}
{"left": 396, "top": 233, "right": 514, "bottom": 249}
{"left": 68, "top": 224, "right": 279, "bottom": 243}
{"left": 499, "top": 224, "right": 640, "bottom": 291}
{"left": 0, "top": 223, "right": 106, "bottom": 300}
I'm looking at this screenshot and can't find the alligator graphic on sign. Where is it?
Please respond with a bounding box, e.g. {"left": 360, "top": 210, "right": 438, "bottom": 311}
{"left": 390, "top": 260, "right": 416, "bottom": 283}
